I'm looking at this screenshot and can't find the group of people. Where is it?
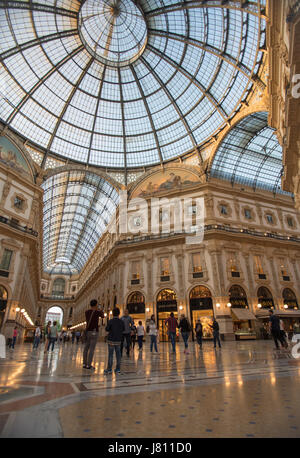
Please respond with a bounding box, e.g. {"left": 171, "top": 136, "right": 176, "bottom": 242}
{"left": 81, "top": 300, "right": 223, "bottom": 375}
{"left": 164, "top": 312, "right": 222, "bottom": 354}
{"left": 8, "top": 302, "right": 292, "bottom": 372}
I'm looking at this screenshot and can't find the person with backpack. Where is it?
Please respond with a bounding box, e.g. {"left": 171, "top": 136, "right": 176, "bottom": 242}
{"left": 104, "top": 307, "right": 125, "bottom": 375}
{"left": 209, "top": 318, "right": 222, "bottom": 349}
{"left": 120, "top": 309, "right": 134, "bottom": 357}
{"left": 195, "top": 319, "right": 203, "bottom": 350}
{"left": 130, "top": 321, "right": 137, "bottom": 350}
{"left": 178, "top": 314, "right": 191, "bottom": 354}
{"left": 83, "top": 299, "right": 104, "bottom": 370}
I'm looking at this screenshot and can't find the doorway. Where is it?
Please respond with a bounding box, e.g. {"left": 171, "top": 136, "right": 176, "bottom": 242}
{"left": 157, "top": 289, "right": 178, "bottom": 342}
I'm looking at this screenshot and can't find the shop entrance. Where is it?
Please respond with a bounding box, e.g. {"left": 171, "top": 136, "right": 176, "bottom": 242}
{"left": 157, "top": 289, "right": 178, "bottom": 342}
{"left": 127, "top": 291, "right": 145, "bottom": 329}
{"left": 189, "top": 286, "right": 214, "bottom": 340}
{"left": 229, "top": 285, "right": 256, "bottom": 339}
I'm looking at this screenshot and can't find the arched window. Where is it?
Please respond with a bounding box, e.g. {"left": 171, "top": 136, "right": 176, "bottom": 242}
{"left": 189, "top": 286, "right": 212, "bottom": 299}
{"left": 283, "top": 288, "right": 298, "bottom": 309}
{"left": 157, "top": 289, "right": 177, "bottom": 304}
{"left": 127, "top": 292, "right": 145, "bottom": 314}
{"left": 229, "top": 285, "right": 248, "bottom": 308}
{"left": 52, "top": 278, "right": 65, "bottom": 297}
{"left": 257, "top": 287, "right": 274, "bottom": 309}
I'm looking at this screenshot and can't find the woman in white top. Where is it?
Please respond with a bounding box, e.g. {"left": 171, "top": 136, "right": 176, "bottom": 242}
{"left": 137, "top": 321, "right": 145, "bottom": 351}
{"left": 148, "top": 315, "right": 159, "bottom": 354}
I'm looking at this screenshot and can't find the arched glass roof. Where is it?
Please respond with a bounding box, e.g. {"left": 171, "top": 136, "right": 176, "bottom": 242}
{"left": 0, "top": 0, "right": 266, "bottom": 169}
{"left": 209, "top": 112, "right": 290, "bottom": 195}
{"left": 42, "top": 170, "right": 119, "bottom": 274}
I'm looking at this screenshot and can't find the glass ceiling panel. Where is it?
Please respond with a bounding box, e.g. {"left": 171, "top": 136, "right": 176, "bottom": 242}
{"left": 42, "top": 171, "right": 119, "bottom": 274}
{"left": 210, "top": 112, "right": 291, "bottom": 196}
{"left": 0, "top": 0, "right": 266, "bottom": 168}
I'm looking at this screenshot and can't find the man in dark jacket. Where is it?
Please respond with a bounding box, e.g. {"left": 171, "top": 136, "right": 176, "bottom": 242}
{"left": 209, "top": 318, "right": 221, "bottom": 349}
{"left": 269, "top": 309, "right": 288, "bottom": 349}
{"left": 120, "top": 309, "right": 134, "bottom": 357}
{"left": 195, "top": 320, "right": 203, "bottom": 350}
{"left": 104, "top": 307, "right": 125, "bottom": 374}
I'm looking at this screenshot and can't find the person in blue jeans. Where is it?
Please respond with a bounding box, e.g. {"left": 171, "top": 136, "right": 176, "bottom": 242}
{"left": 104, "top": 307, "right": 125, "bottom": 375}
{"left": 165, "top": 312, "right": 178, "bottom": 353}
{"left": 148, "top": 315, "right": 159, "bottom": 354}
{"left": 179, "top": 314, "right": 191, "bottom": 354}
{"left": 136, "top": 321, "right": 145, "bottom": 351}
{"left": 47, "top": 321, "right": 58, "bottom": 352}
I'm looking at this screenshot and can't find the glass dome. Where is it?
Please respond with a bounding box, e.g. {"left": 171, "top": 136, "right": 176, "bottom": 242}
{"left": 209, "top": 112, "right": 291, "bottom": 195}
{"left": 0, "top": 0, "right": 266, "bottom": 168}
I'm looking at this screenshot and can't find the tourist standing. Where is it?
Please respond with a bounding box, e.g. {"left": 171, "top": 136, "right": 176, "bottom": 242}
{"left": 120, "top": 309, "right": 134, "bottom": 357}
{"left": 269, "top": 310, "right": 288, "bottom": 349}
{"left": 165, "top": 312, "right": 178, "bottom": 353}
{"left": 75, "top": 330, "right": 81, "bottom": 344}
{"left": 47, "top": 321, "right": 58, "bottom": 352}
{"left": 178, "top": 314, "right": 191, "bottom": 354}
{"left": 10, "top": 326, "right": 18, "bottom": 349}
{"left": 195, "top": 319, "right": 203, "bottom": 350}
{"left": 279, "top": 319, "right": 288, "bottom": 347}
{"left": 104, "top": 307, "right": 125, "bottom": 375}
{"left": 209, "top": 318, "right": 222, "bottom": 349}
{"left": 44, "top": 321, "right": 51, "bottom": 353}
{"left": 33, "top": 325, "right": 41, "bottom": 349}
{"left": 130, "top": 321, "right": 137, "bottom": 350}
{"left": 136, "top": 321, "right": 145, "bottom": 351}
{"left": 83, "top": 299, "right": 104, "bottom": 370}
{"left": 148, "top": 315, "right": 159, "bottom": 354}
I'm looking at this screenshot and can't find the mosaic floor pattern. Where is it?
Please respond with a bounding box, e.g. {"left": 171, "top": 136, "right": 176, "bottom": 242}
{"left": 0, "top": 339, "right": 299, "bottom": 438}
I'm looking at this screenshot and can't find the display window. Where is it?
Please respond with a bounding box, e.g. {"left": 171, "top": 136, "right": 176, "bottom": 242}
{"left": 191, "top": 309, "right": 214, "bottom": 339}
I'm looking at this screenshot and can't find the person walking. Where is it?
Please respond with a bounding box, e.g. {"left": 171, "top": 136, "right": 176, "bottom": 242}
{"left": 44, "top": 321, "right": 51, "bottom": 353}
{"left": 10, "top": 326, "right": 18, "bottom": 349}
{"left": 136, "top": 321, "right": 145, "bottom": 351}
{"left": 195, "top": 319, "right": 203, "bottom": 350}
{"left": 104, "top": 307, "right": 125, "bottom": 375}
{"left": 165, "top": 312, "right": 178, "bottom": 353}
{"left": 209, "top": 318, "right": 222, "bottom": 349}
{"left": 279, "top": 319, "right": 288, "bottom": 347}
{"left": 148, "top": 315, "right": 159, "bottom": 354}
{"left": 75, "top": 330, "right": 81, "bottom": 344}
{"left": 33, "top": 325, "right": 41, "bottom": 349}
{"left": 83, "top": 299, "right": 104, "bottom": 370}
{"left": 269, "top": 310, "right": 288, "bottom": 349}
{"left": 47, "top": 321, "right": 58, "bottom": 352}
{"left": 178, "top": 314, "right": 191, "bottom": 354}
{"left": 130, "top": 321, "right": 137, "bottom": 350}
{"left": 120, "top": 309, "right": 134, "bottom": 357}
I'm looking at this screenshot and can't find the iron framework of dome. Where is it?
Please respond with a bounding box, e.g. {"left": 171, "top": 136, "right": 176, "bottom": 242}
{"left": 209, "top": 112, "right": 290, "bottom": 196}
{"left": 42, "top": 170, "right": 119, "bottom": 274}
{"left": 0, "top": 0, "right": 267, "bottom": 170}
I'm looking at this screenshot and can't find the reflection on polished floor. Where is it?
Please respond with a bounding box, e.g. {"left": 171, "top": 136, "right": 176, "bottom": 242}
{"left": 0, "top": 340, "right": 300, "bottom": 438}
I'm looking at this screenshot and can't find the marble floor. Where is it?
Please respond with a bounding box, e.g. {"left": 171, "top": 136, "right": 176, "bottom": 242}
{"left": 0, "top": 339, "right": 300, "bottom": 438}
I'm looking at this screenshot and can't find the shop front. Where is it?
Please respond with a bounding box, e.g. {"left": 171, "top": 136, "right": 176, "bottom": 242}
{"left": 256, "top": 287, "right": 274, "bottom": 338}
{"left": 189, "top": 286, "right": 214, "bottom": 340}
{"left": 127, "top": 291, "right": 145, "bottom": 329}
{"left": 156, "top": 289, "right": 178, "bottom": 342}
{"left": 229, "top": 285, "right": 257, "bottom": 340}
